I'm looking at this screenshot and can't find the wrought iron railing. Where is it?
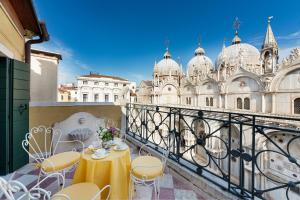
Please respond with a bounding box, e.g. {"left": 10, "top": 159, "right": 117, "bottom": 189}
{"left": 125, "top": 103, "right": 300, "bottom": 200}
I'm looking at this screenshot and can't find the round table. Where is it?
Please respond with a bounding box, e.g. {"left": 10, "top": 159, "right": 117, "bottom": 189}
{"left": 73, "top": 147, "right": 131, "bottom": 200}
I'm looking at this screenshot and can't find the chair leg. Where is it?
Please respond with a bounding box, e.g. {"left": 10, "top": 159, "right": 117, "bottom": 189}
{"left": 61, "top": 170, "right": 65, "bottom": 186}
{"left": 156, "top": 178, "right": 160, "bottom": 200}
{"left": 153, "top": 181, "right": 158, "bottom": 200}
{"left": 57, "top": 173, "right": 61, "bottom": 187}
{"left": 37, "top": 170, "right": 42, "bottom": 184}
{"left": 129, "top": 179, "right": 134, "bottom": 200}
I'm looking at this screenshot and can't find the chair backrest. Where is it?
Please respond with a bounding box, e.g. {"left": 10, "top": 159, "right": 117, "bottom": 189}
{"left": 91, "top": 185, "right": 111, "bottom": 200}
{"left": 138, "top": 133, "right": 175, "bottom": 171}
{"left": 0, "top": 177, "right": 50, "bottom": 200}
{"left": 22, "top": 125, "right": 62, "bottom": 164}
{"left": 51, "top": 185, "right": 111, "bottom": 200}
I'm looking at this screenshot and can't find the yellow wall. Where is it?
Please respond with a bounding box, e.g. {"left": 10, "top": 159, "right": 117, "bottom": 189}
{"left": 0, "top": 6, "right": 25, "bottom": 61}
{"left": 29, "top": 105, "right": 122, "bottom": 129}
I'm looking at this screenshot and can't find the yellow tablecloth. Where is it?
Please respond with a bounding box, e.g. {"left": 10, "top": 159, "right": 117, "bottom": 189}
{"left": 73, "top": 148, "right": 131, "bottom": 200}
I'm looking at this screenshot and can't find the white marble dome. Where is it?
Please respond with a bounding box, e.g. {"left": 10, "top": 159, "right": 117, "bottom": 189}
{"left": 155, "top": 49, "right": 181, "bottom": 76}
{"left": 216, "top": 43, "right": 261, "bottom": 69}
{"left": 187, "top": 46, "right": 213, "bottom": 77}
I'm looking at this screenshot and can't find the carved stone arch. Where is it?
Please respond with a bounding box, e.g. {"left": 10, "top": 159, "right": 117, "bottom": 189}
{"left": 224, "top": 72, "right": 263, "bottom": 93}
{"left": 270, "top": 64, "right": 300, "bottom": 92}
{"left": 256, "top": 131, "right": 300, "bottom": 194}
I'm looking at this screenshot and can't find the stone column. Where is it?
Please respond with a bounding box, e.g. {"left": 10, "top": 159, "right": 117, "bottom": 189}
{"left": 272, "top": 93, "right": 276, "bottom": 113}
{"left": 262, "top": 93, "right": 265, "bottom": 113}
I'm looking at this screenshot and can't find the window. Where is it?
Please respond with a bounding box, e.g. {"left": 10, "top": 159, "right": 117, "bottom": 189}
{"left": 61, "top": 95, "right": 63, "bottom": 101}
{"left": 244, "top": 97, "right": 250, "bottom": 110}
{"left": 94, "top": 81, "right": 99, "bottom": 85}
{"left": 105, "top": 82, "right": 109, "bottom": 86}
{"left": 68, "top": 94, "right": 71, "bottom": 101}
{"left": 186, "top": 97, "right": 191, "bottom": 105}
{"left": 94, "top": 94, "right": 99, "bottom": 102}
{"left": 123, "top": 84, "right": 127, "bottom": 87}
{"left": 114, "top": 95, "right": 118, "bottom": 102}
{"left": 83, "top": 80, "right": 88, "bottom": 85}
{"left": 206, "top": 97, "right": 209, "bottom": 106}
{"left": 105, "top": 94, "right": 109, "bottom": 102}
{"left": 294, "top": 98, "right": 300, "bottom": 114}
{"left": 210, "top": 97, "right": 213, "bottom": 106}
{"left": 237, "top": 98, "right": 242, "bottom": 109}
{"left": 114, "top": 83, "right": 118, "bottom": 87}
{"left": 83, "top": 94, "right": 88, "bottom": 102}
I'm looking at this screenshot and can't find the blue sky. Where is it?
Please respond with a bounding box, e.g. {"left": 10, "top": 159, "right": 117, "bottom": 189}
{"left": 33, "top": 0, "right": 300, "bottom": 84}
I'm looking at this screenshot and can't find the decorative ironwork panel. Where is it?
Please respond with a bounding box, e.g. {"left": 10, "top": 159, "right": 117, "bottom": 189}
{"left": 126, "top": 103, "right": 300, "bottom": 200}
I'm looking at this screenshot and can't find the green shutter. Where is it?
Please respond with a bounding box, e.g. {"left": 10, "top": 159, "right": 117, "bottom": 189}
{"left": 0, "top": 58, "right": 29, "bottom": 174}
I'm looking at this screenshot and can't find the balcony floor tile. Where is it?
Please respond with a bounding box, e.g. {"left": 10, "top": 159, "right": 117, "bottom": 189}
{"left": 1, "top": 148, "right": 213, "bottom": 200}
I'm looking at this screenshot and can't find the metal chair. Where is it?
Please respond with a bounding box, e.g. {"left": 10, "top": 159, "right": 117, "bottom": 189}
{"left": 0, "top": 173, "right": 111, "bottom": 200}
{"left": 0, "top": 173, "right": 57, "bottom": 200}
{"left": 22, "top": 126, "right": 84, "bottom": 188}
{"left": 129, "top": 143, "right": 171, "bottom": 200}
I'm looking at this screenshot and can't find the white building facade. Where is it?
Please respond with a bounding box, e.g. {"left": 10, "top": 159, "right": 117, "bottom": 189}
{"left": 77, "top": 73, "right": 136, "bottom": 103}
{"left": 137, "top": 17, "right": 300, "bottom": 117}
{"left": 30, "top": 49, "right": 62, "bottom": 103}
{"left": 134, "top": 17, "right": 300, "bottom": 199}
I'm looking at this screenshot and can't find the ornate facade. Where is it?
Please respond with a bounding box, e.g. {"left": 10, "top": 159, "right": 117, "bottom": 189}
{"left": 137, "top": 17, "right": 300, "bottom": 116}
{"left": 135, "top": 17, "right": 300, "bottom": 199}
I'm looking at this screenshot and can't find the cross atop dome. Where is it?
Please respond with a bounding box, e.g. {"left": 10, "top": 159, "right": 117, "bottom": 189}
{"left": 163, "top": 39, "right": 171, "bottom": 59}
{"left": 232, "top": 17, "right": 242, "bottom": 44}
{"left": 195, "top": 36, "right": 205, "bottom": 56}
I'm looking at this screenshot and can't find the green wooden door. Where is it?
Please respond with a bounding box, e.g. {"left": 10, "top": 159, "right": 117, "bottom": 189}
{"left": 0, "top": 58, "right": 29, "bottom": 174}
{"left": 11, "top": 59, "right": 29, "bottom": 171}
{"left": 0, "top": 57, "right": 10, "bottom": 174}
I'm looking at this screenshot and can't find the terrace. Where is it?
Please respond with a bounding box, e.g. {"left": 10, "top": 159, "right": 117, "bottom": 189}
{"left": 1, "top": 102, "right": 299, "bottom": 199}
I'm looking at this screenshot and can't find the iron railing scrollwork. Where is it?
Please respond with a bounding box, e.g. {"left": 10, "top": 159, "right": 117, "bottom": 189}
{"left": 126, "top": 103, "right": 300, "bottom": 200}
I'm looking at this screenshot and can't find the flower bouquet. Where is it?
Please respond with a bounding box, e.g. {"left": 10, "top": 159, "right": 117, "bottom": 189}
{"left": 97, "top": 127, "right": 120, "bottom": 147}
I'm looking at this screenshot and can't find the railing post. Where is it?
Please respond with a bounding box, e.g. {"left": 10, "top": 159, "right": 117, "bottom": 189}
{"left": 125, "top": 103, "right": 128, "bottom": 136}
{"left": 228, "top": 113, "right": 232, "bottom": 192}
{"left": 251, "top": 116, "right": 256, "bottom": 199}
{"left": 239, "top": 122, "right": 244, "bottom": 195}
{"left": 176, "top": 108, "right": 181, "bottom": 160}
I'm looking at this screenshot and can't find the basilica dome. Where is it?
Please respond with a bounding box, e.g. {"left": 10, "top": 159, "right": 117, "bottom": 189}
{"left": 187, "top": 46, "right": 213, "bottom": 77}
{"left": 216, "top": 42, "right": 261, "bottom": 70}
{"left": 155, "top": 49, "right": 182, "bottom": 76}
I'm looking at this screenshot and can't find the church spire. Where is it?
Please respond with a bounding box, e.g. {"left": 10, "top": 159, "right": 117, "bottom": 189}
{"left": 222, "top": 37, "right": 226, "bottom": 50}
{"left": 262, "top": 16, "right": 277, "bottom": 49}
{"left": 261, "top": 16, "right": 278, "bottom": 74}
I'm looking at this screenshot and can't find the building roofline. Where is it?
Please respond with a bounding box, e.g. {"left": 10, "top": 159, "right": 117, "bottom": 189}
{"left": 78, "top": 73, "right": 129, "bottom": 81}
{"left": 31, "top": 48, "right": 62, "bottom": 60}
{"left": 9, "top": 0, "right": 43, "bottom": 36}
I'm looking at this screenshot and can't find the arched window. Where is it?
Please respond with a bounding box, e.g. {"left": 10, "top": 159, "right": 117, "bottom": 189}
{"left": 237, "top": 98, "right": 242, "bottom": 109}
{"left": 206, "top": 97, "right": 209, "bottom": 106}
{"left": 210, "top": 97, "right": 213, "bottom": 106}
{"left": 294, "top": 98, "right": 300, "bottom": 114}
{"left": 244, "top": 97, "right": 250, "bottom": 110}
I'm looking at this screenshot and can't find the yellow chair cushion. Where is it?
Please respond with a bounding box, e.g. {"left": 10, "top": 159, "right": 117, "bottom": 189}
{"left": 131, "top": 156, "right": 163, "bottom": 180}
{"left": 41, "top": 151, "right": 80, "bottom": 172}
{"left": 55, "top": 182, "right": 99, "bottom": 200}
